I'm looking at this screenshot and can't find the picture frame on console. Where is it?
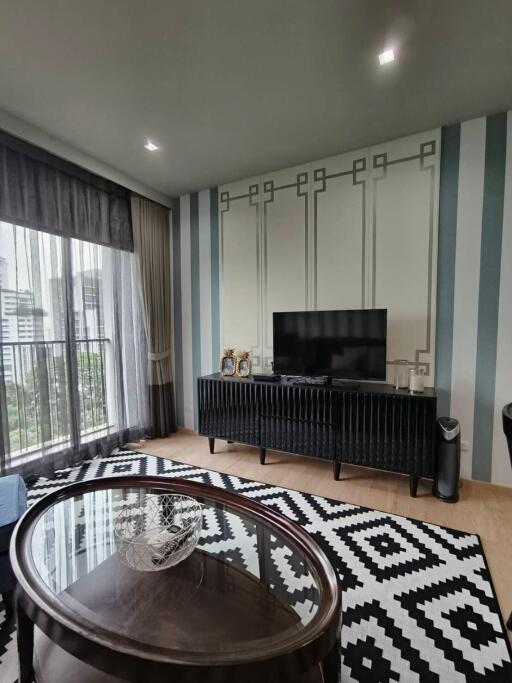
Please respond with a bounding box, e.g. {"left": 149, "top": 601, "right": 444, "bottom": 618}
{"left": 220, "top": 348, "right": 236, "bottom": 376}
{"left": 236, "top": 351, "right": 252, "bottom": 378}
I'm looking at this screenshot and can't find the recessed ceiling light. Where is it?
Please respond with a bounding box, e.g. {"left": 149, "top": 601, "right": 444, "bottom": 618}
{"left": 144, "top": 140, "right": 159, "bottom": 151}
{"left": 379, "top": 49, "right": 395, "bottom": 66}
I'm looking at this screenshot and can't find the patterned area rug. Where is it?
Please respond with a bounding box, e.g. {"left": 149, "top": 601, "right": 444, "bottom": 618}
{"left": 1, "top": 449, "right": 511, "bottom": 682}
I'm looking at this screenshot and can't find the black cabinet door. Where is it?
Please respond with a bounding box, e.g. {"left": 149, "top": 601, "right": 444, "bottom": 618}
{"left": 198, "top": 379, "right": 260, "bottom": 445}
{"left": 332, "top": 391, "right": 436, "bottom": 476}
{"left": 259, "top": 384, "right": 334, "bottom": 460}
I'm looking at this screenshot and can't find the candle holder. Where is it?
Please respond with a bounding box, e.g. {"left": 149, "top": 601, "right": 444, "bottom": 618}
{"left": 409, "top": 367, "right": 425, "bottom": 393}
{"left": 393, "top": 360, "right": 411, "bottom": 390}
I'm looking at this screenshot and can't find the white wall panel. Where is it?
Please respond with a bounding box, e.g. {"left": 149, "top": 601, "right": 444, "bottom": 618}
{"left": 220, "top": 177, "right": 262, "bottom": 369}
{"left": 311, "top": 150, "right": 368, "bottom": 311}
{"left": 370, "top": 130, "right": 440, "bottom": 385}
{"left": 261, "top": 165, "right": 309, "bottom": 369}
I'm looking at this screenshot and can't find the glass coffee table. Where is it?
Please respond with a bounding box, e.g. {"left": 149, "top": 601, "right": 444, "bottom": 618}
{"left": 11, "top": 476, "right": 341, "bottom": 683}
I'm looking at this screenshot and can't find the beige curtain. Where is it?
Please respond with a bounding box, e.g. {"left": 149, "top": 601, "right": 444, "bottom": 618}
{"left": 131, "top": 195, "right": 176, "bottom": 436}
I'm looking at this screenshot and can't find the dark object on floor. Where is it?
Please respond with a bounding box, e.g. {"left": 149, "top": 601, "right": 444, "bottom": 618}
{"left": 0, "top": 474, "right": 27, "bottom": 619}
{"left": 502, "top": 403, "right": 512, "bottom": 630}
{"left": 433, "top": 417, "right": 461, "bottom": 503}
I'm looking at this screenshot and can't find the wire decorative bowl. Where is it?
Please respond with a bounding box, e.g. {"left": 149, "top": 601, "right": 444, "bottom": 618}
{"left": 113, "top": 493, "right": 203, "bottom": 572}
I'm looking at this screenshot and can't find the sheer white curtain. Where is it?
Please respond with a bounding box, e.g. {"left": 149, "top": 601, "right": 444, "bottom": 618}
{"left": 0, "top": 221, "right": 149, "bottom": 478}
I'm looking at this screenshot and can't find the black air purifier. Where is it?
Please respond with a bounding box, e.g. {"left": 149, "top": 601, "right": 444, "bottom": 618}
{"left": 433, "top": 417, "right": 461, "bottom": 503}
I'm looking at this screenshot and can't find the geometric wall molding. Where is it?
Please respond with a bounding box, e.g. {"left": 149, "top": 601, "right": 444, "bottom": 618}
{"left": 370, "top": 131, "right": 440, "bottom": 383}
{"left": 219, "top": 129, "right": 440, "bottom": 383}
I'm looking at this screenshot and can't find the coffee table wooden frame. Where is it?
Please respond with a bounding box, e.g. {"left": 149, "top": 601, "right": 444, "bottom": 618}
{"left": 11, "top": 476, "right": 341, "bottom": 683}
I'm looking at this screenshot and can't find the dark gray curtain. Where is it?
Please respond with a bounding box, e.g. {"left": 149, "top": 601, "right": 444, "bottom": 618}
{"left": 0, "top": 129, "right": 132, "bottom": 251}
{"left": 131, "top": 195, "right": 177, "bottom": 437}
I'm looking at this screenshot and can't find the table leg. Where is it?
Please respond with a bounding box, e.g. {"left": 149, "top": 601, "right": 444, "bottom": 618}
{"left": 259, "top": 447, "right": 266, "bottom": 465}
{"left": 208, "top": 437, "right": 215, "bottom": 454}
{"left": 322, "top": 636, "right": 341, "bottom": 683}
{"left": 409, "top": 474, "right": 419, "bottom": 497}
{"left": 16, "top": 599, "right": 34, "bottom": 683}
{"left": 256, "top": 525, "right": 270, "bottom": 586}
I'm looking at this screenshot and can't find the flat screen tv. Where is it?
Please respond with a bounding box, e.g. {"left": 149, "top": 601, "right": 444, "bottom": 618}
{"left": 273, "top": 309, "right": 387, "bottom": 381}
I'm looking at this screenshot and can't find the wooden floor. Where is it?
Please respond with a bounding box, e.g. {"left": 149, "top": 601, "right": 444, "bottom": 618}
{"left": 128, "top": 429, "right": 512, "bottom": 639}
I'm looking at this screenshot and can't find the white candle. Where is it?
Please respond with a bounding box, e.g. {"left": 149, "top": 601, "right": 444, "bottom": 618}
{"left": 409, "top": 372, "right": 425, "bottom": 393}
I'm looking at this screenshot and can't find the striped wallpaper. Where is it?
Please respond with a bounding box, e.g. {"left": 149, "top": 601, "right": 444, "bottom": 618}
{"left": 172, "top": 189, "right": 220, "bottom": 430}
{"left": 172, "top": 111, "right": 512, "bottom": 486}
{"left": 436, "top": 111, "right": 511, "bottom": 486}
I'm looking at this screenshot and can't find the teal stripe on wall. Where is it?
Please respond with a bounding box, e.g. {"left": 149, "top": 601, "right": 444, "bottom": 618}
{"left": 472, "top": 112, "right": 507, "bottom": 481}
{"left": 190, "top": 192, "right": 201, "bottom": 429}
{"left": 210, "top": 188, "right": 220, "bottom": 369}
{"left": 172, "top": 199, "right": 184, "bottom": 426}
{"left": 436, "top": 124, "right": 461, "bottom": 418}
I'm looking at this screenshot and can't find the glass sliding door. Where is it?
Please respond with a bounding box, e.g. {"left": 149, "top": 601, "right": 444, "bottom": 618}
{"left": 71, "top": 238, "right": 111, "bottom": 440}
{"left": 0, "top": 222, "right": 148, "bottom": 477}
{"left": 0, "top": 222, "right": 71, "bottom": 461}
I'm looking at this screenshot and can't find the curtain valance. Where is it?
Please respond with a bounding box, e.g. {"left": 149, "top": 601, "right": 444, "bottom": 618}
{"left": 0, "top": 129, "right": 133, "bottom": 251}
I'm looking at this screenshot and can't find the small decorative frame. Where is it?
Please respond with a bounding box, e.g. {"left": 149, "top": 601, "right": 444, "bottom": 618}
{"left": 220, "top": 348, "right": 236, "bottom": 376}
{"left": 236, "top": 351, "right": 252, "bottom": 378}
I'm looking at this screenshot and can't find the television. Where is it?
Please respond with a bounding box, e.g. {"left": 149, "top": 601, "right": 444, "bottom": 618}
{"left": 272, "top": 309, "right": 387, "bottom": 381}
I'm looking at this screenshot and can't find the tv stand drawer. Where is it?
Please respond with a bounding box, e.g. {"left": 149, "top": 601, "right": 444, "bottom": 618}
{"left": 260, "top": 415, "right": 333, "bottom": 460}
{"left": 198, "top": 378, "right": 260, "bottom": 444}
{"left": 332, "top": 391, "right": 436, "bottom": 475}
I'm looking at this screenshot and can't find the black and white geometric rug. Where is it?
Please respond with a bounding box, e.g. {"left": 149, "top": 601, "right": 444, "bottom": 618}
{"left": 1, "top": 449, "right": 511, "bottom": 682}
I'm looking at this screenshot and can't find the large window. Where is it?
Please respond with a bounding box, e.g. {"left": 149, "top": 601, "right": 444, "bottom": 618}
{"left": 0, "top": 222, "right": 148, "bottom": 475}
{"left": 71, "top": 238, "right": 111, "bottom": 439}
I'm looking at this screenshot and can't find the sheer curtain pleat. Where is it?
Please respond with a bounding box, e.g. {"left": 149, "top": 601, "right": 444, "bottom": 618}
{"left": 0, "top": 221, "right": 148, "bottom": 478}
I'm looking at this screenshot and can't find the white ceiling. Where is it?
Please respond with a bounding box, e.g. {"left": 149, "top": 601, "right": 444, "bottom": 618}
{"left": 1, "top": 0, "right": 512, "bottom": 198}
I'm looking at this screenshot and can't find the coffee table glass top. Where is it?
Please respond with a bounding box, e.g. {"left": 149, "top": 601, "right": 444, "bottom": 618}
{"left": 29, "top": 483, "right": 323, "bottom": 655}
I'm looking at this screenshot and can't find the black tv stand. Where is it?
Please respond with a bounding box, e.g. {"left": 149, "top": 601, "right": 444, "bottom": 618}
{"left": 198, "top": 374, "right": 436, "bottom": 496}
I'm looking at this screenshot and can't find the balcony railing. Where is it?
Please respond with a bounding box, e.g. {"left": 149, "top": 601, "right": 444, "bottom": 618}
{"left": 1, "top": 338, "right": 111, "bottom": 457}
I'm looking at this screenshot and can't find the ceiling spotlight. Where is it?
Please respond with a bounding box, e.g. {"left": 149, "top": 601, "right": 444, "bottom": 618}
{"left": 144, "top": 140, "right": 159, "bottom": 151}
{"left": 379, "top": 49, "right": 395, "bottom": 66}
